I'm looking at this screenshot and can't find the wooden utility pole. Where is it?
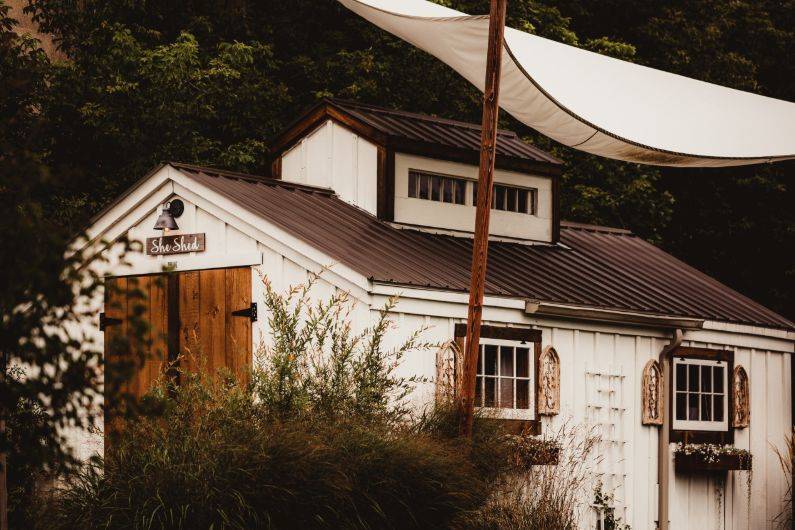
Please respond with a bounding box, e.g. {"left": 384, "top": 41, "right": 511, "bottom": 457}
{"left": 458, "top": 0, "right": 508, "bottom": 437}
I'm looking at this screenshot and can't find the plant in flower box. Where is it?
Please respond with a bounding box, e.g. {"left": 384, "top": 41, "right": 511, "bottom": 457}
{"left": 507, "top": 434, "right": 562, "bottom": 468}
{"left": 674, "top": 443, "right": 752, "bottom": 473}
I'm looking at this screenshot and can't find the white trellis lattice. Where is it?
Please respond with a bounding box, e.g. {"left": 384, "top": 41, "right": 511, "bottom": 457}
{"left": 585, "top": 362, "right": 630, "bottom": 527}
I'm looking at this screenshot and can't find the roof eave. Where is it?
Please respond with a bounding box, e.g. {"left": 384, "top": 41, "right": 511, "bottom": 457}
{"left": 525, "top": 300, "right": 706, "bottom": 330}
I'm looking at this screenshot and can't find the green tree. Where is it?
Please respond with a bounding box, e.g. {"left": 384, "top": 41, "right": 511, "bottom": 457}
{"left": 21, "top": 0, "right": 794, "bottom": 319}
{"left": 27, "top": 0, "right": 667, "bottom": 239}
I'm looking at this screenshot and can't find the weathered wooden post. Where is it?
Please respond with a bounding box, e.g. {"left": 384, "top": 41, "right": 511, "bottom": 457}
{"left": 458, "top": 0, "right": 508, "bottom": 437}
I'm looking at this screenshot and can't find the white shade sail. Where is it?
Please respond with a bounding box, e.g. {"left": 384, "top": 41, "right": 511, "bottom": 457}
{"left": 339, "top": 0, "right": 795, "bottom": 167}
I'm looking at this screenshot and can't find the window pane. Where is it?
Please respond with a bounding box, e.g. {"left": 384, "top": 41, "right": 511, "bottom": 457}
{"left": 495, "top": 186, "right": 506, "bottom": 210}
{"left": 442, "top": 178, "right": 453, "bottom": 203}
{"left": 676, "top": 363, "right": 687, "bottom": 391}
{"left": 484, "top": 345, "right": 497, "bottom": 376}
{"left": 472, "top": 184, "right": 478, "bottom": 207}
{"left": 499, "top": 346, "right": 514, "bottom": 377}
{"left": 431, "top": 175, "right": 441, "bottom": 201}
{"left": 475, "top": 377, "right": 483, "bottom": 406}
{"left": 676, "top": 392, "right": 687, "bottom": 420}
{"left": 419, "top": 174, "right": 429, "bottom": 199}
{"left": 408, "top": 172, "right": 417, "bottom": 198}
{"left": 507, "top": 188, "right": 517, "bottom": 212}
{"left": 516, "top": 347, "right": 529, "bottom": 378}
{"left": 688, "top": 365, "right": 699, "bottom": 391}
{"left": 454, "top": 180, "right": 465, "bottom": 204}
{"left": 701, "top": 394, "right": 712, "bottom": 421}
{"left": 688, "top": 393, "right": 699, "bottom": 421}
{"left": 484, "top": 378, "right": 496, "bottom": 407}
{"left": 518, "top": 189, "right": 528, "bottom": 214}
{"left": 713, "top": 366, "right": 724, "bottom": 393}
{"left": 476, "top": 351, "right": 483, "bottom": 375}
{"left": 714, "top": 395, "right": 724, "bottom": 421}
{"left": 529, "top": 190, "right": 537, "bottom": 214}
{"left": 499, "top": 377, "right": 514, "bottom": 408}
{"left": 701, "top": 365, "right": 712, "bottom": 392}
{"left": 516, "top": 380, "right": 530, "bottom": 409}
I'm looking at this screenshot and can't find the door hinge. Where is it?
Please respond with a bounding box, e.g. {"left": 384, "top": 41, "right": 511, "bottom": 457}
{"left": 99, "top": 312, "right": 123, "bottom": 331}
{"left": 232, "top": 302, "right": 257, "bottom": 322}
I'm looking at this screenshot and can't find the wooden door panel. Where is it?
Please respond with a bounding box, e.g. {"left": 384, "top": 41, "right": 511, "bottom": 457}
{"left": 104, "top": 276, "right": 129, "bottom": 406}
{"left": 104, "top": 267, "right": 253, "bottom": 408}
{"left": 199, "top": 268, "right": 226, "bottom": 375}
{"left": 225, "top": 267, "right": 252, "bottom": 382}
{"left": 178, "top": 270, "right": 201, "bottom": 373}
{"left": 105, "top": 275, "right": 168, "bottom": 401}
{"left": 145, "top": 275, "right": 168, "bottom": 388}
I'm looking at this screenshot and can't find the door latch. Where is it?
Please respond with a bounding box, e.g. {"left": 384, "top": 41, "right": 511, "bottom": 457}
{"left": 99, "top": 312, "right": 123, "bottom": 331}
{"left": 232, "top": 302, "right": 257, "bottom": 322}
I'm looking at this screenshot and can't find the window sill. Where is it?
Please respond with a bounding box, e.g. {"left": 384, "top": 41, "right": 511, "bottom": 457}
{"left": 478, "top": 417, "right": 541, "bottom": 436}
{"left": 670, "top": 429, "right": 733, "bottom": 445}
{"left": 477, "top": 407, "right": 534, "bottom": 421}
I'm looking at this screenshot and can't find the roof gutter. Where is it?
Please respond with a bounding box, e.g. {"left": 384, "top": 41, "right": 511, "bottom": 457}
{"left": 524, "top": 300, "right": 704, "bottom": 330}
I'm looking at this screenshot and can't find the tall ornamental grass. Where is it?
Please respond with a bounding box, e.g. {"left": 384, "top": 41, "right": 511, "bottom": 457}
{"left": 36, "top": 276, "right": 598, "bottom": 529}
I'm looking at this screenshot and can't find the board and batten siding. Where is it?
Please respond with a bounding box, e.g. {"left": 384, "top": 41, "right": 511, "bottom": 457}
{"left": 367, "top": 300, "right": 791, "bottom": 530}
{"left": 280, "top": 119, "right": 379, "bottom": 215}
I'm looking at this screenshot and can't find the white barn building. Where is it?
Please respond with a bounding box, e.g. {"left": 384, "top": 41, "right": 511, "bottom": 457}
{"left": 76, "top": 99, "right": 794, "bottom": 529}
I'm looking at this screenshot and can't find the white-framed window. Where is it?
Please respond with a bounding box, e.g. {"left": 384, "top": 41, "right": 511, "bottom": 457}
{"left": 475, "top": 338, "right": 535, "bottom": 420}
{"left": 408, "top": 168, "right": 537, "bottom": 215}
{"left": 408, "top": 170, "right": 467, "bottom": 205}
{"left": 473, "top": 183, "right": 537, "bottom": 215}
{"left": 673, "top": 357, "right": 728, "bottom": 431}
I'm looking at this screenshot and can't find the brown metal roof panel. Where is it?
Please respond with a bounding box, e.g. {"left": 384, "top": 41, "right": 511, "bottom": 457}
{"left": 329, "top": 99, "right": 562, "bottom": 165}
{"left": 177, "top": 165, "right": 793, "bottom": 330}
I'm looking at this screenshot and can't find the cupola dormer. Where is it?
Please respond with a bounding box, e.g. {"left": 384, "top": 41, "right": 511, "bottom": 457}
{"left": 269, "top": 99, "right": 562, "bottom": 243}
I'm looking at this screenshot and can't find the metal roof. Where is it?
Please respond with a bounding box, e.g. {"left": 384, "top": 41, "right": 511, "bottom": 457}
{"left": 174, "top": 163, "right": 793, "bottom": 330}
{"left": 326, "top": 99, "right": 562, "bottom": 165}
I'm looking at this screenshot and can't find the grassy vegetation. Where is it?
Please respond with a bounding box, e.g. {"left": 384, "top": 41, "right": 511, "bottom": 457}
{"left": 31, "top": 277, "right": 599, "bottom": 529}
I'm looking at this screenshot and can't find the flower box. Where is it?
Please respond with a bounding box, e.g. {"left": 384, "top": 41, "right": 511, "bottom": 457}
{"left": 525, "top": 446, "right": 560, "bottom": 466}
{"left": 507, "top": 435, "right": 561, "bottom": 467}
{"left": 674, "top": 445, "right": 752, "bottom": 473}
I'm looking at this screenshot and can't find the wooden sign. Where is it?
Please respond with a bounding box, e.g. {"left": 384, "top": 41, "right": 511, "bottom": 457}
{"left": 146, "top": 233, "right": 205, "bottom": 256}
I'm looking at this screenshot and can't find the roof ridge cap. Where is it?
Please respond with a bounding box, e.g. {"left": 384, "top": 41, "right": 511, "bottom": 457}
{"left": 169, "top": 162, "right": 335, "bottom": 195}
{"left": 328, "top": 98, "right": 520, "bottom": 138}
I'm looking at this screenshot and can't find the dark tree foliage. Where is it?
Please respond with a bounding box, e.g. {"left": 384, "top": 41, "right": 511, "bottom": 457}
{"left": 24, "top": 0, "right": 670, "bottom": 243}
{"left": 12, "top": 0, "right": 795, "bottom": 315}
{"left": 553, "top": 0, "right": 795, "bottom": 319}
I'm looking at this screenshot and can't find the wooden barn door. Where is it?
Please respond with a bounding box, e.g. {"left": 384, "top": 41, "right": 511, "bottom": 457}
{"left": 175, "top": 268, "right": 252, "bottom": 381}
{"left": 103, "top": 268, "right": 252, "bottom": 438}
{"left": 104, "top": 275, "right": 169, "bottom": 402}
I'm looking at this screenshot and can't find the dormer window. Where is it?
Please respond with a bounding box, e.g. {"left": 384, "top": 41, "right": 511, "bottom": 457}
{"left": 475, "top": 184, "right": 537, "bottom": 215}
{"left": 408, "top": 170, "right": 466, "bottom": 205}
{"left": 409, "top": 168, "right": 538, "bottom": 217}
